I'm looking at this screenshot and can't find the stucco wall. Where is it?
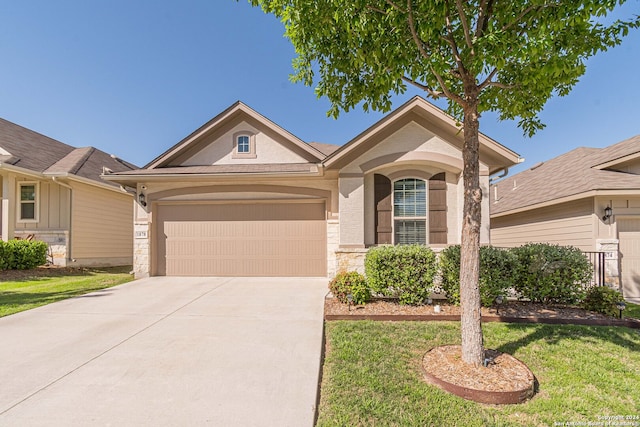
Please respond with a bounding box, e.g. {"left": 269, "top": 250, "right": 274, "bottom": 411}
{"left": 181, "top": 122, "right": 309, "bottom": 166}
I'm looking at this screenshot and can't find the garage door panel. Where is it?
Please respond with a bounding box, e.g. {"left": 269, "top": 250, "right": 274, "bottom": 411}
{"left": 156, "top": 203, "right": 326, "bottom": 277}
{"left": 619, "top": 218, "right": 640, "bottom": 302}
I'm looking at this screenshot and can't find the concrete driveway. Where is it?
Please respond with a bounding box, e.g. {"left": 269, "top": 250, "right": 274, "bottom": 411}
{"left": 0, "top": 277, "right": 328, "bottom": 426}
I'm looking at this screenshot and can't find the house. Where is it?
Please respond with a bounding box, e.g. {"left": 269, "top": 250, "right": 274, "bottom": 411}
{"left": 103, "top": 97, "right": 521, "bottom": 278}
{"left": 490, "top": 135, "right": 640, "bottom": 303}
{"left": 0, "top": 118, "right": 137, "bottom": 267}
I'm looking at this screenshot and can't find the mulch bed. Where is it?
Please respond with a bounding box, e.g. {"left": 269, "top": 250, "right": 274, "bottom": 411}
{"left": 422, "top": 345, "right": 536, "bottom": 404}
{"left": 324, "top": 297, "right": 640, "bottom": 328}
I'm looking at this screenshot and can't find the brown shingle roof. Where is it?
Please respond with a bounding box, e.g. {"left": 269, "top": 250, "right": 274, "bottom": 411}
{"left": 0, "top": 118, "right": 137, "bottom": 186}
{"left": 0, "top": 118, "right": 74, "bottom": 172}
{"left": 491, "top": 135, "right": 640, "bottom": 215}
{"left": 308, "top": 142, "right": 340, "bottom": 156}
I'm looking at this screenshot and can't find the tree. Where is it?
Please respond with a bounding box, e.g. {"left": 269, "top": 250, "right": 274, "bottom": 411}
{"left": 247, "top": 0, "right": 639, "bottom": 366}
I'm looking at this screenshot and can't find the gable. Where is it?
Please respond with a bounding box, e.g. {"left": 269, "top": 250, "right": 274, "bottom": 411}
{"left": 339, "top": 120, "right": 470, "bottom": 174}
{"left": 146, "top": 102, "right": 324, "bottom": 169}
{"left": 177, "top": 120, "right": 313, "bottom": 166}
{"left": 324, "top": 96, "right": 521, "bottom": 174}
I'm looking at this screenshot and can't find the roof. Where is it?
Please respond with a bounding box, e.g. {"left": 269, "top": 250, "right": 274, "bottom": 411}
{"left": 105, "top": 97, "right": 520, "bottom": 185}
{"left": 0, "top": 117, "right": 137, "bottom": 188}
{"left": 308, "top": 142, "right": 340, "bottom": 156}
{"left": 491, "top": 135, "right": 640, "bottom": 216}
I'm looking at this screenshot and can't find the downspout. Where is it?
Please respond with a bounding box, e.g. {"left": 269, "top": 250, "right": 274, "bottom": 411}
{"left": 51, "top": 176, "right": 73, "bottom": 265}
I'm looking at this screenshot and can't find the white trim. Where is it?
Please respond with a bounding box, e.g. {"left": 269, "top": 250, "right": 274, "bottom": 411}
{"left": 17, "top": 181, "right": 39, "bottom": 223}
{"left": 392, "top": 177, "right": 427, "bottom": 245}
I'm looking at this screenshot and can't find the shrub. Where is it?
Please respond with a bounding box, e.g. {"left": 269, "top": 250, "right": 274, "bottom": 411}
{"left": 365, "top": 245, "right": 437, "bottom": 305}
{"left": 0, "top": 240, "right": 48, "bottom": 270}
{"left": 512, "top": 243, "right": 592, "bottom": 304}
{"left": 582, "top": 286, "right": 624, "bottom": 317}
{"left": 328, "top": 271, "right": 370, "bottom": 305}
{"left": 0, "top": 241, "right": 11, "bottom": 270}
{"left": 439, "top": 245, "right": 516, "bottom": 306}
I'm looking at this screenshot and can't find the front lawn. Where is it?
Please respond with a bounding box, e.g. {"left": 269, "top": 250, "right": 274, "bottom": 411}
{"left": 0, "top": 266, "right": 134, "bottom": 317}
{"left": 317, "top": 321, "right": 640, "bottom": 427}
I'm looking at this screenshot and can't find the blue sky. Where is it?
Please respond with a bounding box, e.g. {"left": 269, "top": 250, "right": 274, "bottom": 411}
{"left": 1, "top": 1, "right": 638, "bottom": 174}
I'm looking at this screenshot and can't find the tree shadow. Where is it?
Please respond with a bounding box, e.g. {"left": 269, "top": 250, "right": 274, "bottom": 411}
{"left": 495, "top": 323, "right": 640, "bottom": 356}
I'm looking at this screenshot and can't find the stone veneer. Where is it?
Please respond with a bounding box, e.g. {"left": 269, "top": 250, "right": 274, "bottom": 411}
{"left": 596, "top": 239, "right": 621, "bottom": 290}
{"left": 15, "top": 230, "right": 69, "bottom": 266}
{"left": 133, "top": 222, "right": 150, "bottom": 278}
{"left": 334, "top": 248, "right": 368, "bottom": 275}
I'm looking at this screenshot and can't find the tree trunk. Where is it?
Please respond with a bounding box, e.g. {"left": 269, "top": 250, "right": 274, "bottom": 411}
{"left": 460, "top": 102, "right": 484, "bottom": 367}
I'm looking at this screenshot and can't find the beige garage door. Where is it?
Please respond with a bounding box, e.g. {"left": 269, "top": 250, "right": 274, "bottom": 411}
{"left": 155, "top": 202, "right": 326, "bottom": 277}
{"left": 619, "top": 218, "right": 640, "bottom": 302}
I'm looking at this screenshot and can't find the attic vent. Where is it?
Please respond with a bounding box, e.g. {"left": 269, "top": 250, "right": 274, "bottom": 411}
{"left": 530, "top": 162, "right": 544, "bottom": 170}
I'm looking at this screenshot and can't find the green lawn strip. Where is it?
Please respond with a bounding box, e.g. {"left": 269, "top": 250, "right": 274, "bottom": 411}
{"left": 317, "top": 321, "right": 640, "bottom": 427}
{"left": 624, "top": 302, "right": 640, "bottom": 319}
{"left": 0, "top": 267, "right": 133, "bottom": 317}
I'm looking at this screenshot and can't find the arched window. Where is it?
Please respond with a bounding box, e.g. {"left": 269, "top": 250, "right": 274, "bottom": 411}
{"left": 393, "top": 178, "right": 426, "bottom": 244}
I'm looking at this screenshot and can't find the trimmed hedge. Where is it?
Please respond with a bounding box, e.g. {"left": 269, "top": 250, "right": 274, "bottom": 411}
{"left": 328, "top": 271, "right": 370, "bottom": 305}
{"left": 364, "top": 244, "right": 437, "bottom": 305}
{"left": 0, "top": 240, "right": 48, "bottom": 270}
{"left": 582, "top": 286, "right": 624, "bottom": 317}
{"left": 512, "top": 243, "right": 592, "bottom": 304}
{"left": 439, "top": 245, "right": 516, "bottom": 307}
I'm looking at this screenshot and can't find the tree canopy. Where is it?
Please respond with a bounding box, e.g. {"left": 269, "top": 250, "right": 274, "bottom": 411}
{"left": 248, "top": 0, "right": 639, "bottom": 366}
{"left": 249, "top": 0, "right": 638, "bottom": 135}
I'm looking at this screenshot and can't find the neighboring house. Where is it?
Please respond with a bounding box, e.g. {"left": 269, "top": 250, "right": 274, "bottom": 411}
{"left": 0, "top": 118, "right": 137, "bottom": 267}
{"left": 104, "top": 97, "right": 521, "bottom": 278}
{"left": 490, "top": 135, "right": 640, "bottom": 303}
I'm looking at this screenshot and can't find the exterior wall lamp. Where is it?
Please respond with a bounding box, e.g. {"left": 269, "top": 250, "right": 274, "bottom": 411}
{"left": 602, "top": 206, "right": 612, "bottom": 222}
{"left": 138, "top": 192, "right": 147, "bottom": 207}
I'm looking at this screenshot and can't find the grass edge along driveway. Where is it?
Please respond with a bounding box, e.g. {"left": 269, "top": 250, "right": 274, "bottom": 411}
{"left": 317, "top": 320, "right": 640, "bottom": 427}
{"left": 0, "top": 266, "right": 134, "bottom": 317}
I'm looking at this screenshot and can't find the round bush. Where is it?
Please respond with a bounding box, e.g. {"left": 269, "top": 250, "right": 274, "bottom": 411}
{"left": 582, "top": 286, "right": 624, "bottom": 317}
{"left": 328, "top": 271, "right": 370, "bottom": 305}
{"left": 512, "top": 243, "right": 592, "bottom": 304}
{"left": 439, "top": 245, "right": 516, "bottom": 307}
{"left": 365, "top": 244, "right": 437, "bottom": 305}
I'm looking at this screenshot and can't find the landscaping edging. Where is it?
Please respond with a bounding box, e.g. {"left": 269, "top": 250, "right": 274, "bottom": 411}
{"left": 324, "top": 313, "right": 640, "bottom": 328}
{"left": 422, "top": 345, "right": 536, "bottom": 405}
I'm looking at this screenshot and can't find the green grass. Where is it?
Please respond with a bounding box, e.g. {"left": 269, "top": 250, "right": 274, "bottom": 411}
{"left": 624, "top": 302, "right": 640, "bottom": 319}
{"left": 317, "top": 321, "right": 640, "bottom": 427}
{"left": 0, "top": 266, "right": 134, "bottom": 317}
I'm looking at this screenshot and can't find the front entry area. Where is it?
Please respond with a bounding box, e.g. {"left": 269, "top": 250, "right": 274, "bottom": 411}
{"left": 154, "top": 201, "right": 327, "bottom": 277}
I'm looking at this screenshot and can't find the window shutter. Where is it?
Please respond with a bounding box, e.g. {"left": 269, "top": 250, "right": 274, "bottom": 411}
{"left": 374, "top": 174, "right": 392, "bottom": 244}
{"left": 429, "top": 172, "right": 447, "bottom": 244}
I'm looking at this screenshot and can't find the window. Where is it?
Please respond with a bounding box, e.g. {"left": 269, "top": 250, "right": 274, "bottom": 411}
{"left": 237, "top": 135, "right": 250, "bottom": 153}
{"left": 393, "top": 178, "right": 426, "bottom": 244}
{"left": 233, "top": 132, "right": 256, "bottom": 158}
{"left": 19, "top": 182, "right": 38, "bottom": 222}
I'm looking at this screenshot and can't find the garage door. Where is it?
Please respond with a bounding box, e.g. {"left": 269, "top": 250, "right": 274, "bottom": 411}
{"left": 155, "top": 202, "right": 327, "bottom": 277}
{"left": 619, "top": 218, "right": 640, "bottom": 303}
